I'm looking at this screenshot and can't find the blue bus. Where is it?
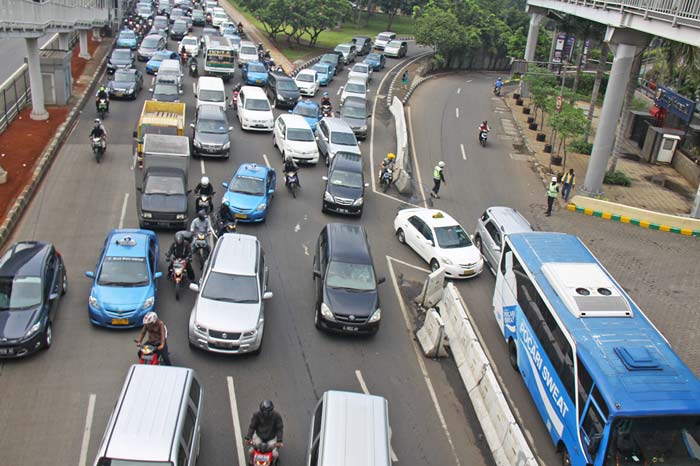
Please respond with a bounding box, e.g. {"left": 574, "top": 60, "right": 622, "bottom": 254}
{"left": 493, "top": 232, "right": 700, "bottom": 466}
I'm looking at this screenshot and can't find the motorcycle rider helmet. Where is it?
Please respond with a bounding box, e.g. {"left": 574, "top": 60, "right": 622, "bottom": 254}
{"left": 551, "top": 176, "right": 558, "bottom": 182}
{"left": 260, "top": 400, "right": 274, "bottom": 415}
{"left": 201, "top": 176, "right": 210, "bottom": 186}
{"left": 99, "top": 85, "right": 106, "bottom": 92}
{"left": 198, "top": 209, "right": 206, "bottom": 221}
{"left": 94, "top": 118, "right": 101, "bottom": 126}
{"left": 482, "top": 120, "right": 488, "bottom": 125}
{"left": 387, "top": 153, "right": 396, "bottom": 160}
{"left": 143, "top": 311, "right": 158, "bottom": 325}
{"left": 175, "top": 231, "right": 185, "bottom": 245}
{"left": 438, "top": 161, "right": 445, "bottom": 168}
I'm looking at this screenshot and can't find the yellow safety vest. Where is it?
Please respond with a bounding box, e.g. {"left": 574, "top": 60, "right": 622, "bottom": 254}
{"left": 563, "top": 172, "right": 575, "bottom": 185}
{"left": 433, "top": 166, "right": 442, "bottom": 180}
{"left": 547, "top": 182, "right": 558, "bottom": 197}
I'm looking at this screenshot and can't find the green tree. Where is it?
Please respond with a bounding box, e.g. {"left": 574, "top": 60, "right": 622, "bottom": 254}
{"left": 304, "top": 0, "right": 353, "bottom": 46}
{"left": 376, "top": 0, "right": 403, "bottom": 30}
{"left": 547, "top": 101, "right": 587, "bottom": 169}
{"left": 413, "top": 3, "right": 464, "bottom": 62}
{"left": 525, "top": 71, "right": 557, "bottom": 130}
{"left": 254, "top": 0, "right": 293, "bottom": 41}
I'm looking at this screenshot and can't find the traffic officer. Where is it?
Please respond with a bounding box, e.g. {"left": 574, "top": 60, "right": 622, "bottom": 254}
{"left": 545, "top": 176, "right": 559, "bottom": 216}
{"left": 431, "top": 161, "right": 446, "bottom": 198}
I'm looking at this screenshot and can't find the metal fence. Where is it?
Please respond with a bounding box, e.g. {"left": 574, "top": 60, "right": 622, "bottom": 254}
{"left": 0, "top": 0, "right": 110, "bottom": 32}
{"left": 543, "top": 0, "right": 700, "bottom": 21}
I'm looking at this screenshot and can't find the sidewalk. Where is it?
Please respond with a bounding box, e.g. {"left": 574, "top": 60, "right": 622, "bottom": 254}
{"left": 507, "top": 94, "right": 695, "bottom": 216}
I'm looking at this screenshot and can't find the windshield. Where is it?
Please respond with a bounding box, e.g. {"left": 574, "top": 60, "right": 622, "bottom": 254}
{"left": 330, "top": 169, "right": 363, "bottom": 189}
{"left": 240, "top": 45, "right": 257, "bottom": 55}
{"left": 345, "top": 82, "right": 366, "bottom": 94}
{"left": 154, "top": 18, "right": 167, "bottom": 27}
{"left": 100, "top": 458, "right": 172, "bottom": 466}
{"left": 182, "top": 37, "right": 198, "bottom": 46}
{"left": 97, "top": 257, "right": 149, "bottom": 287}
{"left": 144, "top": 175, "right": 185, "bottom": 195}
{"left": 326, "top": 261, "right": 375, "bottom": 291}
{"left": 193, "top": 10, "right": 203, "bottom": 17}
{"left": 114, "top": 71, "right": 135, "bottom": 82}
{"left": 248, "top": 63, "right": 267, "bottom": 73}
{"left": 296, "top": 73, "right": 314, "bottom": 83}
{"left": 229, "top": 36, "right": 241, "bottom": 46}
{"left": 331, "top": 131, "right": 357, "bottom": 146}
{"left": 150, "top": 54, "right": 166, "bottom": 63}
{"left": 173, "top": 21, "right": 187, "bottom": 30}
{"left": 199, "top": 89, "right": 225, "bottom": 102}
{"left": 387, "top": 40, "right": 402, "bottom": 48}
{"left": 312, "top": 64, "right": 329, "bottom": 74}
{"left": 142, "top": 37, "right": 159, "bottom": 48}
{"left": 202, "top": 271, "right": 258, "bottom": 303}
{"left": 197, "top": 118, "right": 228, "bottom": 133}
{"left": 214, "top": 12, "right": 227, "bottom": 19}
{"left": 120, "top": 31, "right": 135, "bottom": 39}
{"left": 335, "top": 45, "right": 350, "bottom": 53}
{"left": 366, "top": 53, "right": 381, "bottom": 61}
{"left": 0, "top": 276, "right": 42, "bottom": 310}
{"left": 206, "top": 49, "right": 234, "bottom": 64}
{"left": 277, "top": 80, "right": 297, "bottom": 91}
{"left": 434, "top": 225, "right": 472, "bottom": 249}
{"left": 603, "top": 416, "right": 700, "bottom": 466}
{"left": 342, "top": 105, "right": 366, "bottom": 119}
{"left": 112, "top": 50, "right": 132, "bottom": 61}
{"left": 378, "top": 34, "right": 392, "bottom": 41}
{"left": 294, "top": 105, "right": 317, "bottom": 118}
{"left": 321, "top": 55, "right": 337, "bottom": 64}
{"left": 287, "top": 128, "right": 314, "bottom": 142}
{"left": 230, "top": 175, "right": 265, "bottom": 195}
{"left": 245, "top": 98, "right": 270, "bottom": 111}
{"left": 139, "top": 6, "right": 151, "bottom": 13}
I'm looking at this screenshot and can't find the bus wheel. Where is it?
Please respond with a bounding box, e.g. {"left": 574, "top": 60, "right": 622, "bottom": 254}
{"left": 561, "top": 448, "right": 572, "bottom": 466}
{"left": 508, "top": 339, "right": 518, "bottom": 370}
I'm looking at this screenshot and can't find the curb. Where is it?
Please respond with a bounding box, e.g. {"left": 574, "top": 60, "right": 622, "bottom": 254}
{"left": 0, "top": 41, "right": 112, "bottom": 248}
{"left": 567, "top": 203, "right": 700, "bottom": 237}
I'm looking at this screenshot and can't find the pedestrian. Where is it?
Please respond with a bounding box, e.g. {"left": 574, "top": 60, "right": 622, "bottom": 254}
{"left": 401, "top": 71, "right": 409, "bottom": 88}
{"left": 545, "top": 176, "right": 559, "bottom": 216}
{"left": 561, "top": 168, "right": 575, "bottom": 201}
{"left": 431, "top": 161, "right": 446, "bottom": 198}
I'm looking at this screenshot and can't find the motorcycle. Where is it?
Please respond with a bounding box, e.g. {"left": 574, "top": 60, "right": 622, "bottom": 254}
{"left": 136, "top": 341, "right": 163, "bottom": 365}
{"left": 379, "top": 167, "right": 392, "bottom": 192}
{"left": 284, "top": 171, "right": 299, "bottom": 198}
{"left": 196, "top": 194, "right": 213, "bottom": 214}
{"left": 237, "top": 24, "right": 244, "bottom": 37}
{"left": 192, "top": 231, "right": 211, "bottom": 270}
{"left": 321, "top": 102, "right": 332, "bottom": 118}
{"left": 493, "top": 85, "right": 501, "bottom": 96}
{"left": 214, "top": 218, "right": 237, "bottom": 239}
{"left": 479, "top": 130, "right": 489, "bottom": 147}
{"left": 168, "top": 257, "right": 189, "bottom": 300}
{"left": 97, "top": 98, "right": 108, "bottom": 119}
{"left": 180, "top": 51, "right": 188, "bottom": 66}
{"left": 91, "top": 136, "right": 105, "bottom": 163}
{"left": 250, "top": 441, "right": 279, "bottom": 466}
{"left": 189, "top": 60, "right": 198, "bottom": 77}
{"left": 231, "top": 86, "right": 241, "bottom": 109}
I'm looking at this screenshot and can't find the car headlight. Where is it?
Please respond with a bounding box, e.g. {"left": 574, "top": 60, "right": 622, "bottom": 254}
{"left": 277, "top": 93, "right": 284, "bottom": 100}
{"left": 222, "top": 141, "right": 231, "bottom": 150}
{"left": 359, "top": 125, "right": 367, "bottom": 132}
{"left": 176, "top": 214, "right": 186, "bottom": 220}
{"left": 242, "top": 329, "right": 257, "bottom": 338}
{"left": 441, "top": 257, "right": 453, "bottom": 265}
{"left": 142, "top": 212, "right": 152, "bottom": 218}
{"left": 368, "top": 308, "right": 381, "bottom": 323}
{"left": 194, "top": 323, "right": 207, "bottom": 334}
{"left": 320, "top": 303, "right": 334, "bottom": 321}
{"left": 256, "top": 203, "right": 267, "bottom": 211}
{"left": 324, "top": 191, "right": 334, "bottom": 202}
{"left": 89, "top": 295, "right": 99, "bottom": 308}
{"left": 353, "top": 197, "right": 364, "bottom": 206}
{"left": 126, "top": 88, "right": 134, "bottom": 94}
{"left": 193, "top": 139, "right": 202, "bottom": 148}
{"left": 142, "top": 296, "right": 155, "bottom": 309}
{"left": 25, "top": 321, "right": 42, "bottom": 338}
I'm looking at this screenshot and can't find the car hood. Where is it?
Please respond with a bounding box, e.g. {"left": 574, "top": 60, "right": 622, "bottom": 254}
{"left": 247, "top": 72, "right": 267, "bottom": 81}
{"left": 327, "top": 180, "right": 362, "bottom": 200}
{"left": 110, "top": 58, "right": 133, "bottom": 66}
{"left": 194, "top": 297, "right": 261, "bottom": 332}
{"left": 195, "top": 131, "right": 229, "bottom": 146}
{"left": 440, "top": 245, "right": 482, "bottom": 265}
{"left": 224, "top": 192, "right": 265, "bottom": 211}
{"left": 296, "top": 80, "right": 315, "bottom": 89}
{"left": 92, "top": 284, "right": 152, "bottom": 308}
{"left": 324, "top": 286, "right": 378, "bottom": 318}
{"left": 0, "top": 307, "right": 41, "bottom": 340}
{"left": 110, "top": 80, "right": 136, "bottom": 90}
{"left": 239, "top": 53, "right": 257, "bottom": 61}
{"left": 286, "top": 140, "right": 317, "bottom": 153}
{"left": 141, "top": 192, "right": 187, "bottom": 213}
{"left": 277, "top": 88, "right": 300, "bottom": 99}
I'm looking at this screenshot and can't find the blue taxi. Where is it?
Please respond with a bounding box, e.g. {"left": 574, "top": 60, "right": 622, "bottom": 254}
{"left": 292, "top": 100, "right": 321, "bottom": 131}
{"left": 222, "top": 163, "right": 276, "bottom": 223}
{"left": 117, "top": 29, "right": 139, "bottom": 50}
{"left": 363, "top": 52, "right": 386, "bottom": 71}
{"left": 146, "top": 50, "right": 179, "bottom": 74}
{"left": 242, "top": 61, "right": 269, "bottom": 86}
{"left": 85, "top": 230, "right": 162, "bottom": 328}
{"left": 311, "top": 62, "right": 333, "bottom": 86}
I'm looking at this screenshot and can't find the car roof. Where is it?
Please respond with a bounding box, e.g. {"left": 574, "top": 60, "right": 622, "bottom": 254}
{"left": 323, "top": 117, "right": 354, "bottom": 133}
{"left": 332, "top": 152, "right": 363, "bottom": 171}
{"left": 240, "top": 85, "right": 267, "bottom": 98}
{"left": 326, "top": 223, "right": 371, "bottom": 264}
{"left": 486, "top": 206, "right": 533, "bottom": 233}
{"left": 235, "top": 162, "right": 270, "bottom": 180}
{"left": 403, "top": 208, "right": 460, "bottom": 228}
{"left": 212, "top": 234, "right": 259, "bottom": 276}
{"left": 104, "top": 229, "right": 153, "bottom": 258}
{"left": 198, "top": 76, "right": 225, "bottom": 88}
{"left": 270, "top": 71, "right": 293, "bottom": 81}
{"left": 312, "top": 62, "right": 332, "bottom": 70}
{"left": 173, "top": 19, "right": 187, "bottom": 25}
{"left": 280, "top": 114, "right": 311, "bottom": 129}
{"left": 296, "top": 100, "right": 318, "bottom": 108}
{"left": 247, "top": 61, "right": 267, "bottom": 69}
{"left": 0, "top": 241, "right": 51, "bottom": 278}
{"left": 198, "top": 104, "right": 226, "bottom": 119}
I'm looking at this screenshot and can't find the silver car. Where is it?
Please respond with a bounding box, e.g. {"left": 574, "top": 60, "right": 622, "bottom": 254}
{"left": 188, "top": 234, "right": 272, "bottom": 354}
{"left": 473, "top": 206, "right": 533, "bottom": 274}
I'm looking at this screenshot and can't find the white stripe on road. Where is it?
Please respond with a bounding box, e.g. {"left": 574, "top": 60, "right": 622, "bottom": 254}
{"left": 118, "top": 193, "right": 129, "bottom": 229}
{"left": 386, "top": 256, "right": 463, "bottom": 466}
{"left": 455, "top": 107, "right": 459, "bottom": 118}
{"left": 457, "top": 87, "right": 461, "bottom": 94}
{"left": 227, "top": 376, "right": 246, "bottom": 466}
{"left": 460, "top": 144, "right": 466, "bottom": 161}
{"left": 337, "top": 86, "right": 343, "bottom": 96}
{"left": 78, "top": 394, "right": 96, "bottom": 466}
{"left": 386, "top": 256, "right": 430, "bottom": 273}
{"left": 200, "top": 158, "right": 206, "bottom": 174}
{"left": 262, "top": 153, "right": 271, "bottom": 167}
{"left": 406, "top": 107, "right": 428, "bottom": 208}
{"left": 466, "top": 79, "right": 472, "bottom": 83}
{"left": 354, "top": 370, "right": 399, "bottom": 463}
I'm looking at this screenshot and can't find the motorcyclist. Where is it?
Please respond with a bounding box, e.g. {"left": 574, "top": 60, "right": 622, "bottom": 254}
{"left": 478, "top": 120, "right": 491, "bottom": 136}
{"left": 494, "top": 77, "right": 504, "bottom": 94}
{"left": 190, "top": 209, "right": 212, "bottom": 236}
{"left": 136, "top": 312, "right": 171, "bottom": 365}
{"left": 194, "top": 176, "right": 215, "bottom": 197}
{"left": 95, "top": 85, "right": 110, "bottom": 113}
{"left": 321, "top": 92, "right": 331, "bottom": 115}
{"left": 237, "top": 21, "right": 243, "bottom": 34}
{"left": 216, "top": 199, "right": 237, "bottom": 236}
{"left": 166, "top": 231, "right": 195, "bottom": 280}
{"left": 180, "top": 45, "right": 188, "bottom": 65}
{"left": 282, "top": 155, "right": 300, "bottom": 187}
{"left": 379, "top": 152, "right": 396, "bottom": 181}
{"left": 89, "top": 118, "right": 107, "bottom": 148}
{"left": 245, "top": 400, "right": 284, "bottom": 464}
{"left": 257, "top": 42, "right": 264, "bottom": 53}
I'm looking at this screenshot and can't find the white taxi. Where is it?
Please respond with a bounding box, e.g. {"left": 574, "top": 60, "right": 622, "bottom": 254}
{"left": 393, "top": 208, "right": 483, "bottom": 278}
{"left": 179, "top": 36, "right": 201, "bottom": 57}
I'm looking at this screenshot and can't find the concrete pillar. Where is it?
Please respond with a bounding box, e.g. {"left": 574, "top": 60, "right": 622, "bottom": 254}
{"left": 58, "top": 32, "right": 71, "bottom": 51}
{"left": 78, "top": 29, "right": 91, "bottom": 59}
{"left": 548, "top": 28, "right": 558, "bottom": 70}
{"left": 25, "top": 37, "right": 48, "bottom": 121}
{"left": 524, "top": 13, "right": 545, "bottom": 63}
{"left": 93, "top": 27, "right": 102, "bottom": 42}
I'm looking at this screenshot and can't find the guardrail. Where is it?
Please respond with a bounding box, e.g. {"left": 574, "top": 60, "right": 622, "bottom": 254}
{"left": 538, "top": 0, "right": 700, "bottom": 23}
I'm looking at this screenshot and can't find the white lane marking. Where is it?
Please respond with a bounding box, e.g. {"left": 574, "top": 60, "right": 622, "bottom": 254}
{"left": 457, "top": 88, "right": 461, "bottom": 94}
{"left": 118, "top": 193, "right": 129, "bottom": 229}
{"left": 302, "top": 243, "right": 309, "bottom": 256}
{"left": 387, "top": 255, "right": 430, "bottom": 273}
{"left": 192, "top": 82, "right": 197, "bottom": 96}
{"left": 406, "top": 107, "right": 428, "bottom": 208}
{"left": 386, "top": 256, "right": 462, "bottom": 466}
{"left": 227, "top": 376, "right": 246, "bottom": 466}
{"left": 460, "top": 144, "right": 466, "bottom": 161}
{"left": 78, "top": 394, "right": 96, "bottom": 466}
{"left": 466, "top": 79, "right": 472, "bottom": 83}
{"left": 262, "top": 153, "right": 271, "bottom": 167}
{"left": 200, "top": 158, "right": 206, "bottom": 174}
{"left": 337, "top": 86, "right": 343, "bottom": 96}
{"left": 355, "top": 370, "right": 399, "bottom": 463}
{"left": 455, "top": 107, "right": 459, "bottom": 118}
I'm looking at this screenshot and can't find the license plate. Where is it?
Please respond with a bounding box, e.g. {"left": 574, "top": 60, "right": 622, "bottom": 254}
{"left": 0, "top": 347, "right": 14, "bottom": 355}
{"left": 255, "top": 79, "right": 261, "bottom": 84}
{"left": 114, "top": 92, "right": 123, "bottom": 97}
{"left": 343, "top": 325, "right": 358, "bottom": 332}
{"left": 235, "top": 213, "right": 247, "bottom": 219}
{"left": 111, "top": 318, "right": 129, "bottom": 325}
{"left": 336, "top": 208, "right": 349, "bottom": 214}
{"left": 461, "top": 270, "right": 475, "bottom": 276}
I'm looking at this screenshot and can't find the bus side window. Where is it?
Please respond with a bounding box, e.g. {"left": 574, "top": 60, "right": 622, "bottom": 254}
{"left": 582, "top": 402, "right": 604, "bottom": 456}
{"left": 577, "top": 360, "right": 594, "bottom": 417}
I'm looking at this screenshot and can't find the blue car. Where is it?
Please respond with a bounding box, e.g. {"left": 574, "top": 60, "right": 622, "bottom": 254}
{"left": 222, "top": 163, "right": 276, "bottom": 223}
{"left": 85, "top": 230, "right": 162, "bottom": 328}
{"left": 311, "top": 62, "right": 333, "bottom": 86}
{"left": 242, "top": 61, "right": 269, "bottom": 86}
{"left": 292, "top": 100, "right": 321, "bottom": 131}
{"left": 146, "top": 50, "right": 179, "bottom": 74}
{"left": 364, "top": 52, "right": 386, "bottom": 71}
{"left": 117, "top": 29, "right": 139, "bottom": 50}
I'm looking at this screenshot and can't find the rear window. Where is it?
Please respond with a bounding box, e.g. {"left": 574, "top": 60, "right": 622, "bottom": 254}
{"left": 240, "top": 45, "right": 257, "bottom": 55}
{"left": 378, "top": 33, "right": 393, "bottom": 41}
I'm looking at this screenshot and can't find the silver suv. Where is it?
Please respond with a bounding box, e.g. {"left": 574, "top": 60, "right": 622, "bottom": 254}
{"left": 474, "top": 207, "right": 533, "bottom": 274}
{"left": 188, "top": 234, "right": 272, "bottom": 354}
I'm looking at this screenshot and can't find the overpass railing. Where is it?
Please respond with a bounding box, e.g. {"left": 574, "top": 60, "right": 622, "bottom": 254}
{"left": 0, "top": 0, "right": 110, "bottom": 34}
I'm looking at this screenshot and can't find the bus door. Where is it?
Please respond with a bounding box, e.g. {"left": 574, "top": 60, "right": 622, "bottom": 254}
{"left": 579, "top": 385, "right": 606, "bottom": 464}
{"left": 495, "top": 244, "right": 518, "bottom": 340}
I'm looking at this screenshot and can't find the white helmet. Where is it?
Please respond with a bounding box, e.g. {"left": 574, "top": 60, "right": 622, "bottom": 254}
{"left": 438, "top": 161, "right": 445, "bottom": 168}
{"left": 551, "top": 176, "right": 558, "bottom": 182}
{"left": 201, "top": 176, "right": 210, "bottom": 186}
{"left": 143, "top": 311, "right": 158, "bottom": 325}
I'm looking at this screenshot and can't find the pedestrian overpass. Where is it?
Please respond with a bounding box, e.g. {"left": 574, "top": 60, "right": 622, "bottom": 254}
{"left": 523, "top": 0, "right": 700, "bottom": 195}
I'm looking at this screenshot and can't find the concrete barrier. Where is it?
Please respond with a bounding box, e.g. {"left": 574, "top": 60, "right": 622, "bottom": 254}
{"left": 431, "top": 283, "right": 539, "bottom": 466}
{"left": 388, "top": 96, "right": 412, "bottom": 194}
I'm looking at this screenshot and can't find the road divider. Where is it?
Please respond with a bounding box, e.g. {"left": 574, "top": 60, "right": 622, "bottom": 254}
{"left": 389, "top": 96, "right": 412, "bottom": 194}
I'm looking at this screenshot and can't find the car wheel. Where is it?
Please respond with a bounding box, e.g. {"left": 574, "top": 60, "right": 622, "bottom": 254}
{"left": 474, "top": 235, "right": 482, "bottom": 253}
{"left": 314, "top": 307, "right": 322, "bottom": 329}
{"left": 43, "top": 322, "right": 53, "bottom": 349}
{"left": 272, "top": 134, "right": 277, "bottom": 147}
{"left": 430, "top": 259, "right": 440, "bottom": 272}
{"left": 396, "top": 228, "right": 406, "bottom": 244}
{"left": 508, "top": 339, "right": 518, "bottom": 370}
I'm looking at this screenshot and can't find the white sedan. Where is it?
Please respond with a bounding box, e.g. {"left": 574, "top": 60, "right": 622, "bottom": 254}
{"left": 393, "top": 208, "right": 484, "bottom": 278}
{"left": 294, "top": 69, "right": 320, "bottom": 96}
{"left": 179, "top": 36, "right": 201, "bottom": 57}
{"left": 348, "top": 63, "right": 372, "bottom": 83}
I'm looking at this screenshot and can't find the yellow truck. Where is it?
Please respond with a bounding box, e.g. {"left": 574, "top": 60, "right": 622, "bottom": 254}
{"left": 133, "top": 100, "right": 186, "bottom": 167}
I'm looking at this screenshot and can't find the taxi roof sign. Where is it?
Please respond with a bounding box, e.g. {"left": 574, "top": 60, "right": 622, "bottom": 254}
{"left": 432, "top": 212, "right": 444, "bottom": 219}
{"left": 116, "top": 236, "right": 138, "bottom": 247}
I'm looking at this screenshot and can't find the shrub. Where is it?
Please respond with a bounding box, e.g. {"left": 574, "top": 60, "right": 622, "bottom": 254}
{"left": 604, "top": 170, "right": 631, "bottom": 186}
{"left": 574, "top": 72, "right": 609, "bottom": 96}
{"left": 569, "top": 138, "right": 593, "bottom": 155}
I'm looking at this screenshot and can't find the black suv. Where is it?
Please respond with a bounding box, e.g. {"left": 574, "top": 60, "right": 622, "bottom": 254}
{"left": 0, "top": 241, "right": 67, "bottom": 358}
{"left": 265, "top": 71, "right": 300, "bottom": 109}
{"left": 313, "top": 223, "right": 384, "bottom": 335}
{"left": 352, "top": 36, "right": 372, "bottom": 55}
{"left": 322, "top": 152, "right": 366, "bottom": 216}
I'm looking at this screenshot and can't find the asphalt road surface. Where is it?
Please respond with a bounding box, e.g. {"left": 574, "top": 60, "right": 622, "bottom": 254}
{"left": 0, "top": 22, "right": 494, "bottom": 466}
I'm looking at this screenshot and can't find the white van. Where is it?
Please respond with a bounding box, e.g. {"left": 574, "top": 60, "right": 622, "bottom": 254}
{"left": 93, "top": 365, "right": 202, "bottom": 466}
{"left": 305, "top": 390, "right": 391, "bottom": 466}
{"left": 195, "top": 76, "right": 227, "bottom": 111}
{"left": 273, "top": 114, "right": 319, "bottom": 164}
{"left": 374, "top": 31, "right": 396, "bottom": 50}
{"left": 237, "top": 85, "right": 274, "bottom": 131}
{"left": 238, "top": 40, "right": 259, "bottom": 67}
{"left": 157, "top": 58, "right": 183, "bottom": 89}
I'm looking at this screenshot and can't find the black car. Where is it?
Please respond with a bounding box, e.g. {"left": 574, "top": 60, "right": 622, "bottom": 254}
{"left": 265, "top": 71, "right": 300, "bottom": 109}
{"left": 339, "top": 96, "right": 370, "bottom": 140}
{"left": 0, "top": 241, "right": 67, "bottom": 358}
{"left": 170, "top": 19, "right": 188, "bottom": 40}
{"left": 313, "top": 223, "right": 384, "bottom": 334}
{"left": 191, "top": 104, "right": 232, "bottom": 158}
{"left": 107, "top": 48, "right": 136, "bottom": 74}
{"left": 352, "top": 36, "right": 372, "bottom": 55}
{"left": 150, "top": 76, "right": 181, "bottom": 102}
{"left": 191, "top": 9, "right": 205, "bottom": 26}
{"left": 322, "top": 152, "right": 367, "bottom": 216}
{"left": 108, "top": 69, "right": 144, "bottom": 99}
{"left": 320, "top": 53, "right": 343, "bottom": 74}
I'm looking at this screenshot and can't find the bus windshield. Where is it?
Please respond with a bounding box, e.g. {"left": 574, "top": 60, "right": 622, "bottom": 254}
{"left": 604, "top": 416, "right": 700, "bottom": 466}
{"left": 207, "top": 49, "right": 234, "bottom": 65}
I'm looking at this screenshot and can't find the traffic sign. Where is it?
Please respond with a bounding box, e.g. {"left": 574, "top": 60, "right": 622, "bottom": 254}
{"left": 556, "top": 95, "right": 563, "bottom": 111}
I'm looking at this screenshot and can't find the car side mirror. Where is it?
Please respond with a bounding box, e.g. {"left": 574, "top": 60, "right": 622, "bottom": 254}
{"left": 268, "top": 188, "right": 274, "bottom": 195}
{"left": 189, "top": 283, "right": 200, "bottom": 292}
{"left": 136, "top": 187, "right": 143, "bottom": 192}
{"left": 287, "top": 109, "right": 292, "bottom": 113}
{"left": 187, "top": 189, "right": 192, "bottom": 194}
{"left": 49, "top": 292, "right": 59, "bottom": 300}
{"left": 377, "top": 277, "right": 386, "bottom": 285}
{"left": 133, "top": 130, "right": 138, "bottom": 138}
{"left": 364, "top": 182, "right": 369, "bottom": 187}
{"left": 313, "top": 270, "right": 322, "bottom": 278}
{"left": 190, "top": 123, "right": 195, "bottom": 128}
{"left": 222, "top": 182, "right": 228, "bottom": 188}
{"left": 263, "top": 291, "right": 273, "bottom": 300}
{"left": 367, "top": 113, "right": 371, "bottom": 117}
{"left": 85, "top": 271, "right": 95, "bottom": 279}
{"left": 179, "top": 89, "right": 184, "bottom": 94}
{"left": 494, "top": 245, "right": 502, "bottom": 252}
{"left": 322, "top": 176, "right": 328, "bottom": 181}
{"left": 154, "top": 272, "right": 163, "bottom": 279}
